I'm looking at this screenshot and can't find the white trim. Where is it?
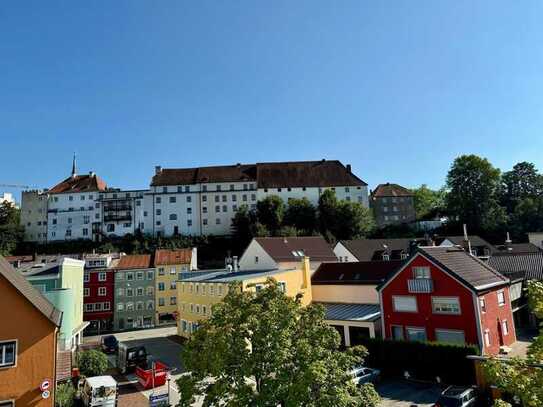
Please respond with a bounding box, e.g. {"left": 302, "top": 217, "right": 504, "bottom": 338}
{"left": 473, "top": 293, "right": 485, "bottom": 353}
{"left": 431, "top": 296, "right": 461, "bottom": 315}
{"left": 61, "top": 257, "right": 85, "bottom": 267}
{"left": 379, "top": 289, "right": 386, "bottom": 338}
{"left": 475, "top": 281, "right": 509, "bottom": 291}
{"left": 392, "top": 295, "right": 418, "bottom": 313}
{"left": 0, "top": 339, "right": 17, "bottom": 369}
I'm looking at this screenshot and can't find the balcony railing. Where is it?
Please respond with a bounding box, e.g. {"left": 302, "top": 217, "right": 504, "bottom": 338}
{"left": 103, "top": 205, "right": 133, "bottom": 212}
{"left": 407, "top": 278, "right": 434, "bottom": 293}
{"left": 104, "top": 214, "right": 132, "bottom": 222}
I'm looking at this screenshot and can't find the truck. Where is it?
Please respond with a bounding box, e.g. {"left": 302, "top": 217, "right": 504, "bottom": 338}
{"left": 79, "top": 375, "right": 118, "bottom": 407}
{"left": 117, "top": 343, "right": 148, "bottom": 374}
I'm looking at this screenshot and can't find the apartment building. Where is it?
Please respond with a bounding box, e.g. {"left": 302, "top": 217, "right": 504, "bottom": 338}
{"left": 370, "top": 183, "right": 416, "bottom": 227}
{"left": 21, "top": 190, "right": 49, "bottom": 243}
{"left": 177, "top": 257, "right": 312, "bottom": 338}
{"left": 0, "top": 257, "right": 62, "bottom": 407}
{"left": 154, "top": 249, "right": 197, "bottom": 326}
{"left": 149, "top": 160, "right": 368, "bottom": 237}
{"left": 99, "top": 189, "right": 147, "bottom": 239}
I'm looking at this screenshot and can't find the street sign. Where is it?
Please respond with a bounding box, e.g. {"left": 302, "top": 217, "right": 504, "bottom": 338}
{"left": 42, "top": 390, "right": 50, "bottom": 399}
{"left": 149, "top": 392, "right": 169, "bottom": 406}
{"left": 40, "top": 379, "right": 51, "bottom": 391}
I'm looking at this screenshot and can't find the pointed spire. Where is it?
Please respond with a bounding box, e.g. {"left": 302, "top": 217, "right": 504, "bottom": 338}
{"left": 71, "top": 153, "right": 77, "bottom": 178}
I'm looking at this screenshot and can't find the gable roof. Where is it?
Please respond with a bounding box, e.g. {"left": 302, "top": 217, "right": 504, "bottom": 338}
{"left": 0, "top": 256, "right": 62, "bottom": 327}
{"left": 415, "top": 246, "right": 509, "bottom": 291}
{"left": 339, "top": 238, "right": 422, "bottom": 261}
{"left": 254, "top": 236, "right": 337, "bottom": 263}
{"left": 371, "top": 183, "right": 413, "bottom": 198}
{"left": 437, "top": 235, "right": 495, "bottom": 249}
{"left": 114, "top": 254, "right": 153, "bottom": 270}
{"left": 154, "top": 249, "right": 192, "bottom": 266}
{"left": 488, "top": 252, "right": 543, "bottom": 281}
{"left": 312, "top": 260, "right": 403, "bottom": 285}
{"left": 49, "top": 174, "right": 107, "bottom": 194}
{"left": 151, "top": 160, "right": 366, "bottom": 187}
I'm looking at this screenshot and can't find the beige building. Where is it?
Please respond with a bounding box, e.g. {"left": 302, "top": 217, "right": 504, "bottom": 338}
{"left": 311, "top": 261, "right": 403, "bottom": 346}
{"left": 177, "top": 258, "right": 312, "bottom": 338}
{"left": 154, "top": 248, "right": 197, "bottom": 325}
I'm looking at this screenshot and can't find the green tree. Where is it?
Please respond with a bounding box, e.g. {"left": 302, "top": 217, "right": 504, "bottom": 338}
{"left": 446, "top": 155, "right": 502, "bottom": 232}
{"left": 284, "top": 198, "right": 317, "bottom": 234}
{"left": 231, "top": 205, "right": 258, "bottom": 247}
{"left": 176, "top": 279, "right": 380, "bottom": 407}
{"left": 484, "top": 280, "right": 543, "bottom": 406}
{"left": 318, "top": 190, "right": 338, "bottom": 238}
{"left": 509, "top": 197, "right": 543, "bottom": 238}
{"left": 77, "top": 350, "right": 108, "bottom": 377}
{"left": 256, "top": 195, "right": 285, "bottom": 235}
{"left": 411, "top": 185, "right": 447, "bottom": 220}
{"left": 0, "top": 201, "right": 23, "bottom": 256}
{"left": 335, "top": 201, "right": 375, "bottom": 240}
{"left": 55, "top": 382, "right": 76, "bottom": 407}
{"left": 500, "top": 161, "right": 543, "bottom": 213}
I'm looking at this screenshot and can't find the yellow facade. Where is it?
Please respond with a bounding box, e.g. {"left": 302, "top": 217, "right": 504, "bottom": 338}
{"left": 177, "top": 257, "right": 312, "bottom": 337}
{"left": 155, "top": 262, "right": 189, "bottom": 325}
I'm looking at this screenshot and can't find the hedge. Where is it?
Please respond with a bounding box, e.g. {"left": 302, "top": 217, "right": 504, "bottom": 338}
{"left": 359, "top": 337, "right": 479, "bottom": 385}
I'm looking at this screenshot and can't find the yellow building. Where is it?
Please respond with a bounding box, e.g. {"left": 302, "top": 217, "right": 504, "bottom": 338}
{"left": 154, "top": 248, "right": 197, "bottom": 325}
{"left": 177, "top": 257, "right": 312, "bottom": 337}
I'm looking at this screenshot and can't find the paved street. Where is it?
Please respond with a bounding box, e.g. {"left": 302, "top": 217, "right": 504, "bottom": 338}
{"left": 377, "top": 380, "right": 442, "bottom": 407}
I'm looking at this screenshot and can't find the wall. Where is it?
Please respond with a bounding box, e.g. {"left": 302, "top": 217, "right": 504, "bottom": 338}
{"left": 0, "top": 275, "right": 57, "bottom": 406}
{"left": 83, "top": 269, "right": 115, "bottom": 327}
{"left": 113, "top": 269, "right": 156, "bottom": 330}
{"left": 333, "top": 242, "right": 358, "bottom": 262}
{"left": 47, "top": 191, "right": 99, "bottom": 241}
{"left": 21, "top": 190, "right": 48, "bottom": 243}
{"left": 380, "top": 254, "right": 479, "bottom": 348}
{"left": 60, "top": 259, "right": 85, "bottom": 336}
{"left": 371, "top": 195, "right": 416, "bottom": 227}
{"left": 43, "top": 289, "right": 73, "bottom": 350}
{"left": 238, "top": 240, "right": 278, "bottom": 271}
{"left": 312, "top": 284, "right": 379, "bottom": 304}
{"left": 478, "top": 288, "right": 516, "bottom": 355}
{"left": 155, "top": 263, "right": 189, "bottom": 324}
{"left": 528, "top": 232, "right": 543, "bottom": 249}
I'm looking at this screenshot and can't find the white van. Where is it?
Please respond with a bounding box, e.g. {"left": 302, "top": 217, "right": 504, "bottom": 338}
{"left": 79, "top": 375, "right": 118, "bottom": 407}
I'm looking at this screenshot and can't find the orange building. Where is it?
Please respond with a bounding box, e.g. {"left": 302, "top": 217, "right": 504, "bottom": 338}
{"left": 0, "top": 256, "right": 62, "bottom": 406}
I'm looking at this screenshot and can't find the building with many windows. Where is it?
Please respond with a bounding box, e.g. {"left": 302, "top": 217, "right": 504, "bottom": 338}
{"left": 370, "top": 183, "right": 416, "bottom": 227}
{"left": 177, "top": 257, "right": 313, "bottom": 338}
{"left": 113, "top": 255, "right": 155, "bottom": 331}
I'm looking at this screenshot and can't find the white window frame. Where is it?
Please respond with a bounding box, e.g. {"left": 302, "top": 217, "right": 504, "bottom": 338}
{"left": 497, "top": 290, "right": 506, "bottom": 307}
{"left": 98, "top": 272, "right": 107, "bottom": 282}
{"left": 406, "top": 327, "right": 427, "bottom": 342}
{"left": 98, "top": 287, "right": 107, "bottom": 296}
{"left": 84, "top": 272, "right": 90, "bottom": 282}
{"left": 103, "top": 302, "right": 111, "bottom": 311}
{"left": 479, "top": 297, "right": 486, "bottom": 313}
{"left": 412, "top": 266, "right": 430, "bottom": 279}
{"left": 502, "top": 320, "right": 509, "bottom": 335}
{"left": 0, "top": 340, "right": 17, "bottom": 368}
{"left": 84, "top": 288, "right": 90, "bottom": 297}
{"left": 484, "top": 329, "right": 491, "bottom": 346}
{"left": 431, "top": 296, "right": 461, "bottom": 315}
{"left": 392, "top": 296, "right": 418, "bottom": 313}
{"left": 278, "top": 281, "right": 286, "bottom": 293}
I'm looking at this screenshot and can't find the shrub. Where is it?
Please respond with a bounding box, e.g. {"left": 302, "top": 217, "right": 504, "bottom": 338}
{"left": 359, "top": 337, "right": 479, "bottom": 385}
{"left": 55, "top": 382, "right": 76, "bottom": 407}
{"left": 77, "top": 349, "right": 108, "bottom": 377}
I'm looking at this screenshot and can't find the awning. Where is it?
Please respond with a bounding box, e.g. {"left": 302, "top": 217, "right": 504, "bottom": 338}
{"left": 315, "top": 302, "right": 381, "bottom": 323}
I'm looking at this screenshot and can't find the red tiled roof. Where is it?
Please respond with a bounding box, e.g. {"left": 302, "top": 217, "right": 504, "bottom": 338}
{"left": 312, "top": 260, "right": 403, "bottom": 285}
{"left": 151, "top": 160, "right": 366, "bottom": 187}
{"left": 371, "top": 183, "right": 413, "bottom": 198}
{"left": 114, "top": 254, "right": 152, "bottom": 270}
{"left": 254, "top": 236, "right": 337, "bottom": 263}
{"left": 48, "top": 174, "right": 107, "bottom": 194}
{"left": 154, "top": 249, "right": 192, "bottom": 266}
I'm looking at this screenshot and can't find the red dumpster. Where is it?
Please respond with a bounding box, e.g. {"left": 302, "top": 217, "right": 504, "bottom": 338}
{"left": 136, "top": 361, "right": 169, "bottom": 389}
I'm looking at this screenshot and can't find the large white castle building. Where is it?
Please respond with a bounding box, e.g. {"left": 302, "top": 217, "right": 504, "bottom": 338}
{"left": 21, "top": 159, "right": 368, "bottom": 242}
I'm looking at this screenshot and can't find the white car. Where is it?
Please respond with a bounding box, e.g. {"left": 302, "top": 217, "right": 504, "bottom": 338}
{"left": 350, "top": 366, "right": 381, "bottom": 385}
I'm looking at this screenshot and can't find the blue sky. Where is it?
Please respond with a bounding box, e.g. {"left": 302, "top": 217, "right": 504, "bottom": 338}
{"left": 2, "top": 1, "right": 543, "bottom": 200}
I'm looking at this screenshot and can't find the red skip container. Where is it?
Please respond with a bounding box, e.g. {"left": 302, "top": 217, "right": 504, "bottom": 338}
{"left": 136, "top": 361, "right": 169, "bottom": 389}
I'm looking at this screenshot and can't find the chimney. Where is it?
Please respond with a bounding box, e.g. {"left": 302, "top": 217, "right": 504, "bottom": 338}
{"left": 409, "top": 240, "right": 419, "bottom": 255}
{"left": 15, "top": 260, "right": 21, "bottom": 269}
{"left": 346, "top": 164, "right": 352, "bottom": 172}
{"left": 505, "top": 232, "right": 513, "bottom": 251}
{"left": 301, "top": 256, "right": 311, "bottom": 289}
{"left": 463, "top": 224, "right": 473, "bottom": 255}
{"left": 233, "top": 256, "right": 239, "bottom": 272}
{"left": 89, "top": 171, "right": 95, "bottom": 177}
{"left": 155, "top": 166, "right": 162, "bottom": 175}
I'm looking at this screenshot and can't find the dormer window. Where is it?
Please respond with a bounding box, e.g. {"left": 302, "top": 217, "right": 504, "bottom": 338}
{"left": 413, "top": 266, "right": 430, "bottom": 279}
{"left": 382, "top": 254, "right": 390, "bottom": 261}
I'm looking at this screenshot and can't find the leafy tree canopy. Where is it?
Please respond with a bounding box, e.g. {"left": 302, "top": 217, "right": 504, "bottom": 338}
{"left": 411, "top": 185, "right": 447, "bottom": 220}
{"left": 256, "top": 195, "right": 285, "bottom": 235}
{"left": 77, "top": 349, "right": 108, "bottom": 377}
{"left": 283, "top": 197, "right": 317, "bottom": 234}
{"left": 176, "top": 279, "right": 380, "bottom": 407}
{"left": 500, "top": 161, "right": 543, "bottom": 213}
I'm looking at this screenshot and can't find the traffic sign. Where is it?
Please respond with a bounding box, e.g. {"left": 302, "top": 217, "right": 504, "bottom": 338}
{"left": 40, "top": 379, "right": 51, "bottom": 391}
{"left": 149, "top": 392, "right": 169, "bottom": 406}
{"left": 42, "top": 390, "right": 50, "bottom": 399}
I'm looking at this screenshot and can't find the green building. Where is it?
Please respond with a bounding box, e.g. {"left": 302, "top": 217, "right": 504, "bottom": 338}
{"left": 20, "top": 257, "right": 87, "bottom": 350}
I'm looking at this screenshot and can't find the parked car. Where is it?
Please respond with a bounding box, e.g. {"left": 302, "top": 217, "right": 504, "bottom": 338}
{"left": 117, "top": 343, "right": 148, "bottom": 374}
{"left": 78, "top": 375, "right": 118, "bottom": 407}
{"left": 434, "top": 386, "right": 481, "bottom": 407}
{"left": 100, "top": 335, "right": 118, "bottom": 354}
{"left": 350, "top": 366, "right": 380, "bottom": 385}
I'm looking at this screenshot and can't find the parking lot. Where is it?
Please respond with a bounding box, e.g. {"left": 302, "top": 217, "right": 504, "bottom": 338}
{"left": 377, "top": 380, "right": 442, "bottom": 407}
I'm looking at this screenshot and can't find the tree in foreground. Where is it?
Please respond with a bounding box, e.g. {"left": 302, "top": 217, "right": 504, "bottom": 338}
{"left": 176, "top": 279, "right": 380, "bottom": 407}
{"left": 484, "top": 280, "right": 543, "bottom": 406}
{"left": 77, "top": 349, "right": 108, "bottom": 377}
{"left": 0, "top": 201, "right": 23, "bottom": 256}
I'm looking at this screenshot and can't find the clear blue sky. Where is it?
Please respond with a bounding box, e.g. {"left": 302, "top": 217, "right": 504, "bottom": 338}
{"left": 2, "top": 1, "right": 543, "bottom": 200}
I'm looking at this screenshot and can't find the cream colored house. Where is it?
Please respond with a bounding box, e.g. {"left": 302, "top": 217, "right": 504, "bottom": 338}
{"left": 311, "top": 260, "right": 403, "bottom": 346}
{"left": 177, "top": 258, "right": 312, "bottom": 338}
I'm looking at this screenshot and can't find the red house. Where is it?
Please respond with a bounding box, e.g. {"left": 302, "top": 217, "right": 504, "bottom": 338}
{"left": 83, "top": 254, "right": 117, "bottom": 334}
{"left": 378, "top": 246, "right": 516, "bottom": 355}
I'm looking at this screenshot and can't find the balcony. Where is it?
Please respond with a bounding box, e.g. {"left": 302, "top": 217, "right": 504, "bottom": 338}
{"left": 407, "top": 278, "right": 434, "bottom": 293}
{"left": 104, "top": 214, "right": 132, "bottom": 222}
{"left": 103, "top": 205, "right": 133, "bottom": 212}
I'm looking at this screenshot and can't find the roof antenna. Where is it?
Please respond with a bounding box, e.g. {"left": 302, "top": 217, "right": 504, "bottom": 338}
{"left": 71, "top": 153, "right": 77, "bottom": 178}
{"left": 463, "top": 224, "right": 472, "bottom": 255}
{"left": 505, "top": 231, "right": 512, "bottom": 244}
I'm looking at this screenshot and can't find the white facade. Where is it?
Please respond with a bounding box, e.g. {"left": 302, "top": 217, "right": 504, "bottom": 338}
{"left": 332, "top": 242, "right": 359, "bottom": 262}
{"left": 258, "top": 185, "right": 368, "bottom": 208}
{"left": 47, "top": 191, "right": 100, "bottom": 241}
{"left": 238, "top": 240, "right": 279, "bottom": 271}
{"left": 21, "top": 190, "right": 48, "bottom": 243}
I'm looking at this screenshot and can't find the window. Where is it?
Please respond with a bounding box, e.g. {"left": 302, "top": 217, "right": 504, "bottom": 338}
{"left": 147, "top": 286, "right": 154, "bottom": 296}
{"left": 158, "top": 282, "right": 165, "bottom": 291}
{"left": 147, "top": 301, "right": 154, "bottom": 310}
{"left": 126, "top": 302, "right": 134, "bottom": 311}
{"left": 435, "top": 329, "right": 465, "bottom": 344}
{"left": 158, "top": 267, "right": 165, "bottom": 276}
{"left": 98, "top": 287, "right": 106, "bottom": 296}
{"left": 169, "top": 214, "right": 177, "bottom": 220}
{"left": 83, "top": 215, "right": 90, "bottom": 224}
{"left": 159, "top": 298, "right": 165, "bottom": 306}
{"left": 84, "top": 288, "right": 90, "bottom": 297}
{"left": 170, "top": 297, "right": 177, "bottom": 305}
{"left": 202, "top": 305, "right": 207, "bottom": 315}
{"left": 116, "top": 272, "right": 124, "bottom": 281}
{"left": 137, "top": 287, "right": 144, "bottom": 296}
{"left": 106, "top": 224, "right": 114, "bottom": 232}
{"left": 232, "top": 205, "right": 237, "bottom": 211}
{"left": 406, "top": 327, "right": 427, "bottom": 342}
{"left": 432, "top": 297, "right": 460, "bottom": 315}
{"left": 392, "top": 296, "right": 417, "bottom": 312}
{"left": 136, "top": 302, "right": 144, "bottom": 311}
{"left": 218, "top": 285, "right": 223, "bottom": 295}
{"left": 103, "top": 302, "right": 111, "bottom": 311}
{"left": 215, "top": 196, "right": 219, "bottom": 203}
{"left": 95, "top": 303, "right": 102, "bottom": 311}
{"left": 242, "top": 194, "right": 247, "bottom": 202}
{"left": 251, "top": 194, "right": 256, "bottom": 201}
{"left": 117, "top": 288, "right": 124, "bottom": 296}
{"left": 255, "top": 256, "right": 259, "bottom": 264}
{"left": 391, "top": 325, "right": 404, "bottom": 340}
{"left": 156, "top": 197, "right": 162, "bottom": 203}
{"left": 117, "top": 303, "right": 124, "bottom": 311}
{"left": 187, "top": 219, "right": 192, "bottom": 227}
{"left": 84, "top": 272, "right": 90, "bottom": 282}
{"left": 137, "top": 272, "right": 144, "bottom": 280}
{"left": 484, "top": 330, "right": 491, "bottom": 346}
{"left": 230, "top": 184, "right": 234, "bottom": 191}
{"left": 209, "top": 285, "right": 214, "bottom": 295}
{"left": 85, "top": 303, "right": 93, "bottom": 312}
{"left": 278, "top": 282, "right": 286, "bottom": 293}
{"left": 156, "top": 209, "right": 162, "bottom": 216}
{"left": 203, "top": 218, "right": 208, "bottom": 225}
{"left": 98, "top": 272, "right": 107, "bottom": 281}
{"left": 502, "top": 320, "right": 509, "bottom": 335}
{"left": 170, "top": 281, "right": 177, "bottom": 290}
{"left": 186, "top": 196, "right": 192, "bottom": 203}
{"left": 255, "top": 284, "right": 264, "bottom": 292}
{"left": 126, "top": 272, "right": 134, "bottom": 281}
{"left": 216, "top": 218, "right": 221, "bottom": 224}
{"left": 222, "top": 205, "right": 227, "bottom": 212}
{"left": 169, "top": 196, "right": 176, "bottom": 203}
{"left": 412, "top": 267, "right": 430, "bottom": 279}
{"left": 126, "top": 288, "right": 133, "bottom": 297}
{"left": 498, "top": 291, "right": 506, "bottom": 306}
{"left": 222, "top": 195, "right": 227, "bottom": 202}
{"left": 479, "top": 298, "right": 486, "bottom": 313}
{"left": 147, "top": 270, "right": 154, "bottom": 280}
{"left": 65, "top": 229, "right": 72, "bottom": 237}
{"left": 215, "top": 205, "right": 220, "bottom": 213}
